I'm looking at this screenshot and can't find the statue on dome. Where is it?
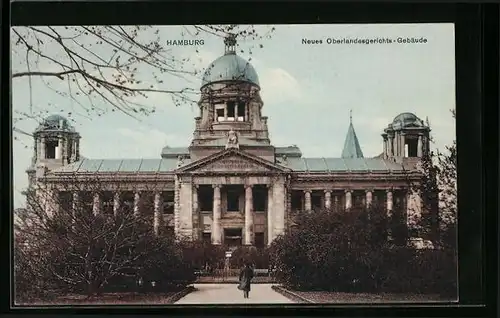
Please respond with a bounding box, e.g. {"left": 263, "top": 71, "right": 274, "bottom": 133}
{"left": 226, "top": 129, "right": 239, "bottom": 149}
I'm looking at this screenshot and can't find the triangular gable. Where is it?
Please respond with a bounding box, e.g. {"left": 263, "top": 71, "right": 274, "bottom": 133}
{"left": 175, "top": 148, "right": 291, "bottom": 174}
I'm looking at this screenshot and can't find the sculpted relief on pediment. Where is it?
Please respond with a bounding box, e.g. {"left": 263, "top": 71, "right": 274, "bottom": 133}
{"left": 196, "top": 156, "right": 272, "bottom": 173}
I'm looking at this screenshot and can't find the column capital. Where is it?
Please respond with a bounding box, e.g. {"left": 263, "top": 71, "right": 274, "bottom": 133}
{"left": 365, "top": 188, "right": 374, "bottom": 193}
{"left": 212, "top": 184, "right": 221, "bottom": 189}
{"left": 344, "top": 189, "right": 352, "bottom": 194}
{"left": 385, "top": 188, "right": 393, "bottom": 194}
{"left": 244, "top": 184, "right": 253, "bottom": 189}
{"left": 193, "top": 184, "right": 199, "bottom": 189}
{"left": 324, "top": 189, "right": 332, "bottom": 194}
{"left": 303, "top": 190, "right": 311, "bottom": 194}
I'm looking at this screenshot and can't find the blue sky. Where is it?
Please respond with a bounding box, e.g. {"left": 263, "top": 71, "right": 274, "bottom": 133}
{"left": 12, "top": 24, "right": 456, "bottom": 208}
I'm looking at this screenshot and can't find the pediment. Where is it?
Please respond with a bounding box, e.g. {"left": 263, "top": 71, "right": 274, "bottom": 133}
{"left": 176, "top": 149, "right": 290, "bottom": 174}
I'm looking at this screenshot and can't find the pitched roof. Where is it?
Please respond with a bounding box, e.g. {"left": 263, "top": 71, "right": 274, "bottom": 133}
{"left": 341, "top": 122, "right": 364, "bottom": 159}
{"left": 49, "top": 158, "right": 188, "bottom": 173}
{"left": 283, "top": 157, "right": 404, "bottom": 172}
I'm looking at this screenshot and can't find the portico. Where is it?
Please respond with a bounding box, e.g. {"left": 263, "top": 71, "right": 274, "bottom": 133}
{"left": 174, "top": 148, "right": 290, "bottom": 246}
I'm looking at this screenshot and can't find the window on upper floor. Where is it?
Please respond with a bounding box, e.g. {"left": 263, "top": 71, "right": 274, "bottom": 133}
{"left": 227, "top": 101, "right": 236, "bottom": 121}
{"left": 237, "top": 102, "right": 245, "bottom": 121}
{"left": 216, "top": 107, "right": 225, "bottom": 122}
{"left": 46, "top": 140, "right": 58, "bottom": 159}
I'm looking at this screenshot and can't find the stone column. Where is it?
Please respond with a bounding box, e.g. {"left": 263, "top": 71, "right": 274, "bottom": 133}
{"left": 153, "top": 192, "right": 162, "bottom": 236}
{"left": 386, "top": 189, "right": 393, "bottom": 216}
{"left": 192, "top": 185, "right": 200, "bottom": 240}
{"left": 92, "top": 192, "right": 101, "bottom": 216}
{"left": 407, "top": 190, "right": 422, "bottom": 231}
{"left": 224, "top": 106, "right": 228, "bottom": 121}
{"left": 244, "top": 184, "right": 254, "bottom": 245}
{"left": 71, "top": 191, "right": 79, "bottom": 227}
{"left": 179, "top": 182, "right": 193, "bottom": 239}
{"left": 324, "top": 190, "right": 332, "bottom": 209}
{"left": 401, "top": 134, "right": 406, "bottom": 157}
{"left": 40, "top": 136, "right": 46, "bottom": 159}
{"left": 388, "top": 136, "right": 393, "bottom": 157}
{"left": 72, "top": 139, "right": 77, "bottom": 161}
{"left": 417, "top": 135, "right": 423, "bottom": 157}
{"left": 174, "top": 176, "right": 181, "bottom": 236}
{"left": 62, "top": 136, "right": 68, "bottom": 163}
{"left": 58, "top": 136, "right": 64, "bottom": 160}
{"left": 133, "top": 192, "right": 140, "bottom": 216}
{"left": 212, "top": 185, "right": 222, "bottom": 245}
{"left": 345, "top": 190, "right": 352, "bottom": 210}
{"left": 304, "top": 190, "right": 312, "bottom": 211}
{"left": 386, "top": 189, "right": 394, "bottom": 239}
{"left": 113, "top": 192, "right": 121, "bottom": 216}
{"left": 46, "top": 189, "right": 59, "bottom": 217}
{"left": 383, "top": 138, "right": 387, "bottom": 158}
{"left": 75, "top": 138, "right": 80, "bottom": 161}
{"left": 267, "top": 184, "right": 274, "bottom": 245}
{"left": 365, "top": 189, "right": 373, "bottom": 208}
{"left": 36, "top": 137, "right": 41, "bottom": 162}
{"left": 234, "top": 103, "right": 238, "bottom": 121}
{"left": 273, "top": 179, "right": 286, "bottom": 238}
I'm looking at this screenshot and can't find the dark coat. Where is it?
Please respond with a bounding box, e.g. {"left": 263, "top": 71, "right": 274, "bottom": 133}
{"left": 238, "top": 267, "right": 254, "bottom": 292}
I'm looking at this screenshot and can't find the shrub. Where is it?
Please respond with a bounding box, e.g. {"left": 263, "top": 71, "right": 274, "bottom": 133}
{"left": 270, "top": 206, "right": 457, "bottom": 296}
{"left": 180, "top": 241, "right": 226, "bottom": 272}
{"left": 229, "top": 246, "right": 270, "bottom": 269}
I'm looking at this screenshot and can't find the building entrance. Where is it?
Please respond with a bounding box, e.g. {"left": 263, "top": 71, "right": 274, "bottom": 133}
{"left": 224, "top": 228, "right": 242, "bottom": 247}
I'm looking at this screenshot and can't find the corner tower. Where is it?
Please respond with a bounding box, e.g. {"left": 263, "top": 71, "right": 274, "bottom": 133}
{"left": 26, "top": 114, "right": 81, "bottom": 187}
{"left": 190, "top": 34, "right": 273, "bottom": 161}
{"left": 382, "top": 112, "right": 430, "bottom": 165}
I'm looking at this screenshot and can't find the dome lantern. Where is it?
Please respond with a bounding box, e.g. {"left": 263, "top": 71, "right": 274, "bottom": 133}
{"left": 224, "top": 33, "right": 237, "bottom": 55}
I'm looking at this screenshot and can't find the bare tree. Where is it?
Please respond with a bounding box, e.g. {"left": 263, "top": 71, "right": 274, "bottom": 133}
{"left": 14, "top": 173, "right": 194, "bottom": 303}
{"left": 11, "top": 25, "right": 275, "bottom": 137}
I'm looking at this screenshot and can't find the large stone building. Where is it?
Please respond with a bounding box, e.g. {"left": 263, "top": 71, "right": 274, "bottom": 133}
{"left": 25, "top": 36, "right": 431, "bottom": 247}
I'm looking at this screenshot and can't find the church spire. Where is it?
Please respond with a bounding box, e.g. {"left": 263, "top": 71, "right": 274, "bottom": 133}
{"left": 224, "top": 33, "right": 237, "bottom": 55}
{"left": 341, "top": 110, "right": 364, "bottom": 159}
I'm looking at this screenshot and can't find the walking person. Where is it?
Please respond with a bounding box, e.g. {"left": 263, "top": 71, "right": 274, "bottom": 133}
{"left": 238, "top": 262, "right": 254, "bottom": 299}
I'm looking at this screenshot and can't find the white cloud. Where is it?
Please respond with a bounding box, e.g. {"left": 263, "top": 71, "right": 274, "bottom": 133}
{"left": 260, "top": 68, "right": 302, "bottom": 104}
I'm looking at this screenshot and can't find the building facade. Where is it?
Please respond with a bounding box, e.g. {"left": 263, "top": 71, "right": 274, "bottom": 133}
{"left": 26, "top": 36, "right": 431, "bottom": 247}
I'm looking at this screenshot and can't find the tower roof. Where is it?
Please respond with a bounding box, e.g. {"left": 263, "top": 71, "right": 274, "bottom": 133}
{"left": 341, "top": 111, "right": 364, "bottom": 159}
{"left": 35, "top": 114, "right": 76, "bottom": 133}
{"left": 201, "top": 35, "right": 259, "bottom": 88}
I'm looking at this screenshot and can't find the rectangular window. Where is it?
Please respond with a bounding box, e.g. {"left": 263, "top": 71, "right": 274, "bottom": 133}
{"left": 162, "top": 191, "right": 174, "bottom": 214}
{"left": 46, "top": 140, "right": 58, "bottom": 159}
{"left": 227, "top": 101, "right": 235, "bottom": 121}
{"left": 102, "top": 191, "right": 114, "bottom": 215}
{"left": 311, "top": 192, "right": 322, "bottom": 211}
{"left": 237, "top": 102, "right": 246, "bottom": 121}
{"left": 407, "top": 138, "right": 418, "bottom": 157}
{"left": 291, "top": 191, "right": 303, "bottom": 211}
{"left": 198, "top": 186, "right": 213, "bottom": 212}
{"left": 226, "top": 189, "right": 240, "bottom": 212}
{"left": 252, "top": 185, "right": 267, "bottom": 212}
{"left": 216, "top": 108, "right": 225, "bottom": 122}
{"left": 58, "top": 191, "right": 73, "bottom": 213}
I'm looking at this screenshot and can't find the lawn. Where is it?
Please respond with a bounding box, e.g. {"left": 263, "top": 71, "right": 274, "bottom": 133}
{"left": 15, "top": 288, "right": 195, "bottom": 306}
{"left": 273, "top": 286, "right": 456, "bottom": 304}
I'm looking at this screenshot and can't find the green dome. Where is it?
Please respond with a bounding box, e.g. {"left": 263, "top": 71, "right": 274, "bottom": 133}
{"left": 201, "top": 53, "right": 260, "bottom": 88}
{"left": 35, "top": 114, "right": 75, "bottom": 132}
{"left": 392, "top": 112, "right": 425, "bottom": 129}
